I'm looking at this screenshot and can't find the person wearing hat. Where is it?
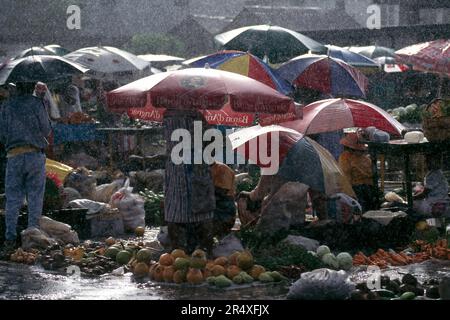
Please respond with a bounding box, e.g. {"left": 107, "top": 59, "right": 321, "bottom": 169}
{"left": 338, "top": 133, "right": 377, "bottom": 212}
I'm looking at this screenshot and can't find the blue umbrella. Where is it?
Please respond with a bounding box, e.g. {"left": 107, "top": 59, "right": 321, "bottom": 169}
{"left": 326, "top": 45, "right": 379, "bottom": 68}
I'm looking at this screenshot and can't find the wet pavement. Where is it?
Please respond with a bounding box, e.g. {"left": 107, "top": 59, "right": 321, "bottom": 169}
{"left": 0, "top": 260, "right": 449, "bottom": 300}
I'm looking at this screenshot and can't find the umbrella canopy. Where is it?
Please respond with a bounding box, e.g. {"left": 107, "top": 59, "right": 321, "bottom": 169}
{"left": 346, "top": 45, "right": 395, "bottom": 59}
{"left": 44, "top": 44, "right": 71, "bottom": 56}
{"left": 395, "top": 39, "right": 450, "bottom": 75}
{"left": 229, "top": 127, "right": 354, "bottom": 196}
{"left": 214, "top": 25, "right": 326, "bottom": 64}
{"left": 326, "top": 45, "right": 379, "bottom": 68}
{"left": 13, "top": 46, "right": 57, "bottom": 60}
{"left": 277, "top": 54, "right": 368, "bottom": 98}
{"left": 0, "top": 55, "right": 88, "bottom": 85}
{"left": 65, "top": 46, "right": 151, "bottom": 79}
{"left": 281, "top": 98, "right": 405, "bottom": 137}
{"left": 107, "top": 68, "right": 300, "bottom": 127}
{"left": 183, "top": 50, "right": 292, "bottom": 95}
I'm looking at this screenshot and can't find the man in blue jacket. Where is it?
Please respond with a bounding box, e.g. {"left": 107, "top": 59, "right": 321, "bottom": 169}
{"left": 0, "top": 82, "right": 51, "bottom": 251}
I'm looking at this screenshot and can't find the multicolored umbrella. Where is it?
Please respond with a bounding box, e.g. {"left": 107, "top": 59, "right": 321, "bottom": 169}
{"left": 326, "top": 45, "right": 379, "bottom": 68}
{"left": 183, "top": 50, "right": 292, "bottom": 95}
{"left": 395, "top": 39, "right": 450, "bottom": 75}
{"left": 0, "top": 55, "right": 88, "bottom": 85}
{"left": 214, "top": 25, "right": 326, "bottom": 64}
{"left": 277, "top": 54, "right": 368, "bottom": 98}
{"left": 107, "top": 68, "right": 300, "bottom": 127}
{"left": 281, "top": 98, "right": 405, "bottom": 137}
{"left": 228, "top": 127, "right": 355, "bottom": 196}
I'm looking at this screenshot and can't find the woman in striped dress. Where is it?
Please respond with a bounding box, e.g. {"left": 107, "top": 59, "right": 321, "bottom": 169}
{"left": 163, "top": 109, "right": 215, "bottom": 254}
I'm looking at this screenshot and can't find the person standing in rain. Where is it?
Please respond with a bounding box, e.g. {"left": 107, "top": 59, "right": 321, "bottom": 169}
{"left": 0, "top": 82, "right": 51, "bottom": 251}
{"left": 163, "top": 110, "right": 216, "bottom": 255}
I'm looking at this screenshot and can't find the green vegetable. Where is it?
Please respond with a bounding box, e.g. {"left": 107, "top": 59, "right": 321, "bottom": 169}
{"left": 336, "top": 252, "right": 353, "bottom": 270}
{"left": 322, "top": 253, "right": 339, "bottom": 269}
{"left": 258, "top": 272, "right": 274, "bottom": 283}
{"left": 139, "top": 188, "right": 164, "bottom": 227}
{"left": 215, "top": 275, "right": 232, "bottom": 288}
{"left": 399, "top": 292, "right": 416, "bottom": 300}
{"left": 316, "top": 245, "right": 331, "bottom": 259}
{"left": 374, "top": 289, "right": 396, "bottom": 298}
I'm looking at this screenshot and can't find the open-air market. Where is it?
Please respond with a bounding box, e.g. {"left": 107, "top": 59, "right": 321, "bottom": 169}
{"left": 0, "top": 0, "right": 449, "bottom": 303}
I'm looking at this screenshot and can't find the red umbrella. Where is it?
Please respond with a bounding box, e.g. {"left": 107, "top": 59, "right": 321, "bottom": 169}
{"left": 281, "top": 98, "right": 405, "bottom": 137}
{"left": 395, "top": 39, "right": 450, "bottom": 75}
{"left": 107, "top": 68, "right": 300, "bottom": 127}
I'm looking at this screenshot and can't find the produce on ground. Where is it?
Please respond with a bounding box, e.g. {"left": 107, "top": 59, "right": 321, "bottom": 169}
{"left": 352, "top": 240, "right": 448, "bottom": 269}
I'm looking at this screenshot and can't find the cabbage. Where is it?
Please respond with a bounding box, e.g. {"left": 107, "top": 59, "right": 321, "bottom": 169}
{"left": 336, "top": 252, "right": 353, "bottom": 271}
{"left": 316, "top": 245, "right": 331, "bottom": 259}
{"left": 396, "top": 107, "right": 407, "bottom": 116}
{"left": 322, "top": 253, "right": 339, "bottom": 269}
{"left": 308, "top": 251, "right": 318, "bottom": 257}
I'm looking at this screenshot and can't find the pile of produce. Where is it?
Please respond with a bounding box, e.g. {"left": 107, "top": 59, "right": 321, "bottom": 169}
{"left": 9, "top": 248, "right": 39, "bottom": 265}
{"left": 310, "top": 245, "right": 353, "bottom": 271}
{"left": 253, "top": 243, "right": 324, "bottom": 278}
{"left": 387, "top": 104, "right": 424, "bottom": 124}
{"left": 411, "top": 239, "right": 449, "bottom": 260}
{"left": 38, "top": 241, "right": 120, "bottom": 276}
{"left": 127, "top": 248, "right": 288, "bottom": 288}
{"left": 353, "top": 240, "right": 448, "bottom": 269}
{"left": 351, "top": 273, "right": 444, "bottom": 300}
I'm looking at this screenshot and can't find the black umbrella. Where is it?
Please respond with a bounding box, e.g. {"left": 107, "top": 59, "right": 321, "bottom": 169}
{"left": 214, "top": 24, "right": 326, "bottom": 64}
{"left": 0, "top": 55, "right": 88, "bottom": 85}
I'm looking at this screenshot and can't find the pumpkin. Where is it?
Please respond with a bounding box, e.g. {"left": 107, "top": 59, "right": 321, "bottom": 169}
{"left": 226, "top": 265, "right": 241, "bottom": 279}
{"left": 211, "top": 265, "right": 226, "bottom": 277}
{"left": 159, "top": 253, "right": 174, "bottom": 266}
{"left": 163, "top": 266, "right": 176, "bottom": 282}
{"left": 214, "top": 256, "right": 228, "bottom": 266}
{"left": 228, "top": 251, "right": 241, "bottom": 265}
{"left": 171, "top": 249, "right": 187, "bottom": 260}
{"left": 173, "top": 270, "right": 187, "bottom": 284}
{"left": 237, "top": 251, "right": 254, "bottom": 270}
{"left": 249, "top": 265, "right": 266, "bottom": 280}
{"left": 153, "top": 264, "right": 165, "bottom": 282}
{"left": 133, "top": 262, "right": 149, "bottom": 278}
{"left": 186, "top": 268, "right": 204, "bottom": 285}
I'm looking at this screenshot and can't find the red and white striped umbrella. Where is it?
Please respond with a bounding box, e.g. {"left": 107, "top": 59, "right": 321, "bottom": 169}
{"left": 395, "top": 39, "right": 450, "bottom": 75}
{"left": 281, "top": 98, "right": 405, "bottom": 137}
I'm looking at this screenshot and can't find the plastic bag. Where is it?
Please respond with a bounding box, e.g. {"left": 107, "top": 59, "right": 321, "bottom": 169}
{"left": 40, "top": 216, "right": 80, "bottom": 245}
{"left": 21, "top": 227, "right": 58, "bottom": 250}
{"left": 287, "top": 268, "right": 355, "bottom": 300}
{"left": 110, "top": 179, "right": 145, "bottom": 231}
{"left": 94, "top": 180, "right": 123, "bottom": 203}
{"left": 64, "top": 167, "right": 97, "bottom": 199}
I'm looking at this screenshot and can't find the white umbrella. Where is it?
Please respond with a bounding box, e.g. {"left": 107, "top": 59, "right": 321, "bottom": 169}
{"left": 65, "top": 46, "right": 151, "bottom": 80}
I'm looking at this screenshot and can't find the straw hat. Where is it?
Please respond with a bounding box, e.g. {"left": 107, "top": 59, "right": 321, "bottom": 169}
{"left": 340, "top": 133, "right": 368, "bottom": 151}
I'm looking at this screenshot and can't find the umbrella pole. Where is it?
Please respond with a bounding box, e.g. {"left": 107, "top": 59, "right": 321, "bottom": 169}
{"left": 380, "top": 154, "right": 385, "bottom": 193}
{"left": 437, "top": 74, "right": 443, "bottom": 98}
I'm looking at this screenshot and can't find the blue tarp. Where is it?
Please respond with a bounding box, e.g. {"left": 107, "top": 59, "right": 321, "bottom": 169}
{"left": 52, "top": 123, "right": 105, "bottom": 145}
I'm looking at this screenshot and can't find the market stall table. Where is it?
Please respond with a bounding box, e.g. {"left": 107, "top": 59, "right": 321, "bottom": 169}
{"left": 96, "top": 126, "right": 163, "bottom": 168}
{"left": 367, "top": 139, "right": 450, "bottom": 210}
